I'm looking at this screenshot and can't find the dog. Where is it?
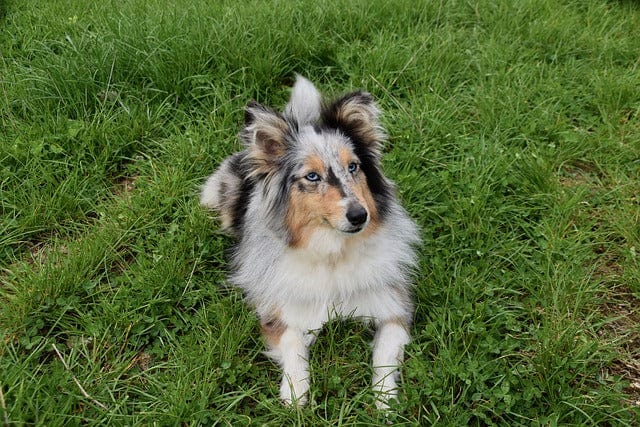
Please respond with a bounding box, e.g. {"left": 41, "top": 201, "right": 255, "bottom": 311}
{"left": 200, "top": 76, "right": 420, "bottom": 408}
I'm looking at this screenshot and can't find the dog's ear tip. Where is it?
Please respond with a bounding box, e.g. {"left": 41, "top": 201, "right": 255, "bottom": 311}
{"left": 285, "top": 76, "right": 322, "bottom": 125}
{"left": 347, "top": 90, "right": 376, "bottom": 105}
{"left": 244, "top": 107, "right": 255, "bottom": 125}
{"left": 322, "top": 89, "right": 385, "bottom": 150}
{"left": 244, "top": 101, "right": 266, "bottom": 124}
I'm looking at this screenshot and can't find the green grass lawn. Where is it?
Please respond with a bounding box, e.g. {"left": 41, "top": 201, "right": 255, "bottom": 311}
{"left": 1, "top": 0, "right": 639, "bottom": 424}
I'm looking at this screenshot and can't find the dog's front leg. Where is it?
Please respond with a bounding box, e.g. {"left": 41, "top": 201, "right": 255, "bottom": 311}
{"left": 262, "top": 319, "right": 311, "bottom": 405}
{"left": 372, "top": 319, "right": 410, "bottom": 409}
{"left": 278, "top": 326, "right": 311, "bottom": 405}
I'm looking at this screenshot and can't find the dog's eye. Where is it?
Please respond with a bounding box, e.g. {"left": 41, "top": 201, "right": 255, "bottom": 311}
{"left": 305, "top": 172, "right": 320, "bottom": 182}
{"left": 348, "top": 162, "right": 358, "bottom": 173}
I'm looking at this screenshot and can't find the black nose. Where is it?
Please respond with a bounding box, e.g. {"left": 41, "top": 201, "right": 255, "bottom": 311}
{"left": 346, "top": 204, "right": 368, "bottom": 226}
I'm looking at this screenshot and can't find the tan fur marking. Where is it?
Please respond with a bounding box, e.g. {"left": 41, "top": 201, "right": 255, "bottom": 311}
{"left": 286, "top": 193, "right": 316, "bottom": 248}
{"left": 338, "top": 147, "right": 352, "bottom": 166}
{"left": 261, "top": 312, "right": 287, "bottom": 347}
{"left": 306, "top": 155, "right": 325, "bottom": 175}
{"left": 382, "top": 316, "right": 412, "bottom": 331}
{"left": 286, "top": 154, "right": 331, "bottom": 247}
{"left": 347, "top": 167, "right": 380, "bottom": 242}
{"left": 388, "top": 317, "right": 409, "bottom": 328}
{"left": 287, "top": 184, "right": 343, "bottom": 247}
{"left": 355, "top": 177, "right": 379, "bottom": 223}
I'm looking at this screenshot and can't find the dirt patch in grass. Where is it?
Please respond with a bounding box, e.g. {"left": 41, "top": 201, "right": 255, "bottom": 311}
{"left": 560, "top": 162, "right": 640, "bottom": 409}
{"left": 113, "top": 174, "right": 139, "bottom": 199}
{"left": 594, "top": 249, "right": 640, "bottom": 408}
{"left": 600, "top": 285, "right": 640, "bottom": 407}
{"left": 26, "top": 241, "right": 69, "bottom": 267}
{"left": 558, "top": 160, "right": 605, "bottom": 189}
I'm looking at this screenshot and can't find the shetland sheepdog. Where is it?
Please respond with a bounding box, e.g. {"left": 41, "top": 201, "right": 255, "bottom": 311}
{"left": 200, "top": 76, "right": 420, "bottom": 408}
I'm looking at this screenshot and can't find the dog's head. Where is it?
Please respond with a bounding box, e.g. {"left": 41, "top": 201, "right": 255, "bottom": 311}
{"left": 241, "top": 76, "right": 394, "bottom": 247}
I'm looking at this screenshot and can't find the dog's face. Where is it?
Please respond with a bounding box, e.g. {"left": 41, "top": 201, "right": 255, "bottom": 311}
{"left": 241, "top": 77, "right": 393, "bottom": 248}
{"left": 285, "top": 128, "right": 380, "bottom": 246}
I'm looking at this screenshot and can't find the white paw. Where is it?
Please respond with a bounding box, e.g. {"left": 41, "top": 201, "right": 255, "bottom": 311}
{"left": 374, "top": 390, "right": 397, "bottom": 410}
{"left": 373, "top": 373, "right": 398, "bottom": 410}
{"left": 279, "top": 374, "right": 309, "bottom": 406}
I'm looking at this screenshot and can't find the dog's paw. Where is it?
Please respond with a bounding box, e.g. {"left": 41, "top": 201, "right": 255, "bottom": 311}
{"left": 374, "top": 391, "right": 396, "bottom": 411}
{"left": 373, "top": 374, "right": 399, "bottom": 410}
{"left": 279, "top": 374, "right": 309, "bottom": 406}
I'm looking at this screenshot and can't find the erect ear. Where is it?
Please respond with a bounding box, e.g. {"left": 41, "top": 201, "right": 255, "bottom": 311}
{"left": 242, "top": 101, "right": 290, "bottom": 172}
{"left": 322, "top": 91, "right": 386, "bottom": 156}
{"left": 284, "top": 74, "right": 322, "bottom": 125}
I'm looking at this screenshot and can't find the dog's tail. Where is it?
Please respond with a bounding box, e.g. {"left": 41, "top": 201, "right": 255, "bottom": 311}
{"left": 200, "top": 152, "right": 249, "bottom": 235}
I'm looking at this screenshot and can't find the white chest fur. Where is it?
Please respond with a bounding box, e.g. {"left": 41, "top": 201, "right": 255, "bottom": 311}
{"left": 233, "top": 211, "right": 418, "bottom": 330}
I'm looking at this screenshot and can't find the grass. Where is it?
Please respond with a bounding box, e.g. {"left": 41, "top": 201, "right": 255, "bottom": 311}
{"left": 1, "top": 0, "right": 639, "bottom": 424}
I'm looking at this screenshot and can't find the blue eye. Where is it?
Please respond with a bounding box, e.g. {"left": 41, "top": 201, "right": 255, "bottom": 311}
{"left": 348, "top": 162, "right": 358, "bottom": 173}
{"left": 305, "top": 172, "right": 320, "bottom": 182}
